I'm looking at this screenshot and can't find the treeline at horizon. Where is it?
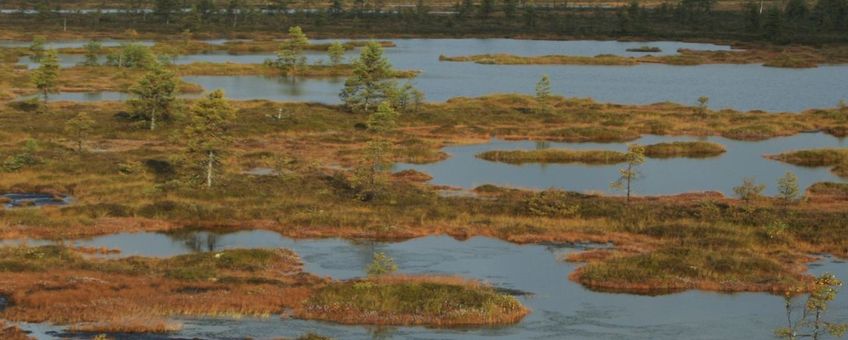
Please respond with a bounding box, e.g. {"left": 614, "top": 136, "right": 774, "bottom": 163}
{"left": 3, "top": 0, "right": 847, "bottom": 44}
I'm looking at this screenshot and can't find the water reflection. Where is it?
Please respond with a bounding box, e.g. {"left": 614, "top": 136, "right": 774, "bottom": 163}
{"left": 23, "top": 39, "right": 848, "bottom": 111}
{"left": 5, "top": 229, "right": 844, "bottom": 340}
{"left": 396, "top": 133, "right": 848, "bottom": 196}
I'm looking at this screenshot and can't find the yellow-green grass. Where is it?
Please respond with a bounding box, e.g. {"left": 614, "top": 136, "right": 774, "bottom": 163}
{"left": 476, "top": 142, "right": 726, "bottom": 164}
{"left": 643, "top": 141, "right": 726, "bottom": 158}
{"left": 477, "top": 149, "right": 627, "bottom": 164}
{"left": 297, "top": 275, "right": 529, "bottom": 326}
{"left": 440, "top": 45, "right": 848, "bottom": 68}
{"left": 767, "top": 148, "right": 848, "bottom": 178}
{"left": 440, "top": 53, "right": 639, "bottom": 66}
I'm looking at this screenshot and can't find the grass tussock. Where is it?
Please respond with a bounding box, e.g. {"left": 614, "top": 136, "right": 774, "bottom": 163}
{"left": 572, "top": 245, "right": 808, "bottom": 294}
{"left": 440, "top": 53, "right": 639, "bottom": 66}
{"left": 807, "top": 182, "right": 848, "bottom": 203}
{"left": 296, "top": 275, "right": 529, "bottom": 327}
{"left": 477, "top": 141, "right": 727, "bottom": 164}
{"left": 71, "top": 317, "right": 183, "bottom": 333}
{"left": 626, "top": 46, "right": 662, "bottom": 53}
{"left": 767, "top": 148, "right": 848, "bottom": 178}
{"left": 643, "top": 141, "right": 726, "bottom": 158}
{"left": 440, "top": 45, "right": 848, "bottom": 68}
{"left": 477, "top": 149, "right": 627, "bottom": 164}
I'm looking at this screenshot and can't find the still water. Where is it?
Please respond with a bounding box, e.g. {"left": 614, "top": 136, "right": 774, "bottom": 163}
{"left": 5, "top": 230, "right": 846, "bottom": 340}
{"left": 24, "top": 39, "right": 848, "bottom": 111}
{"left": 395, "top": 133, "right": 848, "bottom": 196}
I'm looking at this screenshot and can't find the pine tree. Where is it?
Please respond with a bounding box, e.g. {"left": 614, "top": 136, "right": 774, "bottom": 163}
{"left": 535, "top": 74, "right": 552, "bottom": 101}
{"left": 777, "top": 171, "right": 800, "bottom": 203}
{"left": 366, "top": 252, "right": 398, "bottom": 276}
{"left": 503, "top": 0, "right": 518, "bottom": 19}
{"left": 480, "top": 0, "right": 496, "bottom": 18}
{"left": 330, "top": 0, "right": 345, "bottom": 15}
{"left": 524, "top": 3, "right": 538, "bottom": 28}
{"left": 29, "top": 35, "right": 47, "bottom": 62}
{"left": 64, "top": 112, "right": 95, "bottom": 153}
{"left": 611, "top": 144, "right": 646, "bottom": 204}
{"left": 733, "top": 177, "right": 766, "bottom": 203}
{"left": 155, "top": 0, "right": 179, "bottom": 24}
{"left": 354, "top": 102, "right": 398, "bottom": 200}
{"left": 32, "top": 49, "right": 59, "bottom": 103}
{"left": 695, "top": 96, "right": 709, "bottom": 117}
{"left": 456, "top": 0, "right": 474, "bottom": 18}
{"left": 328, "top": 41, "right": 346, "bottom": 66}
{"left": 367, "top": 101, "right": 399, "bottom": 134}
{"left": 340, "top": 41, "right": 396, "bottom": 112}
{"left": 784, "top": 0, "right": 808, "bottom": 23}
{"left": 183, "top": 90, "right": 236, "bottom": 188}
{"left": 82, "top": 40, "right": 102, "bottom": 66}
{"left": 273, "top": 26, "right": 310, "bottom": 75}
{"left": 128, "top": 63, "right": 177, "bottom": 130}
{"left": 763, "top": 6, "right": 785, "bottom": 41}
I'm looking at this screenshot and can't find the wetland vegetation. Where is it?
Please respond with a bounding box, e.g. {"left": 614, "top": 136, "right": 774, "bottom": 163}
{"left": 439, "top": 45, "right": 848, "bottom": 68}
{"left": 477, "top": 141, "right": 726, "bottom": 164}
{"left": 0, "top": 2, "right": 846, "bottom": 339}
{"left": 0, "top": 245, "right": 527, "bottom": 332}
{"left": 768, "top": 148, "right": 848, "bottom": 178}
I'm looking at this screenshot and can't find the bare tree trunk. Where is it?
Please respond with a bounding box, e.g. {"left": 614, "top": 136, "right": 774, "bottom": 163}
{"left": 150, "top": 108, "right": 156, "bottom": 130}
{"left": 625, "top": 163, "right": 633, "bottom": 204}
{"left": 206, "top": 151, "right": 214, "bottom": 188}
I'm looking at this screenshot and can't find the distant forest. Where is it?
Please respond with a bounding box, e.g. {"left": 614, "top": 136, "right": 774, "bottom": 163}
{"left": 2, "top": 0, "right": 847, "bottom": 43}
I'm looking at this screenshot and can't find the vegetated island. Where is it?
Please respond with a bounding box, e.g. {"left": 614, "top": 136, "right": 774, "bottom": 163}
{"left": 626, "top": 46, "right": 663, "bottom": 53}
{"left": 477, "top": 141, "right": 726, "bottom": 164}
{"left": 0, "top": 246, "right": 528, "bottom": 333}
{"left": 439, "top": 45, "right": 848, "bottom": 68}
{"left": 297, "top": 275, "right": 529, "bottom": 326}
{"left": 766, "top": 148, "right": 848, "bottom": 179}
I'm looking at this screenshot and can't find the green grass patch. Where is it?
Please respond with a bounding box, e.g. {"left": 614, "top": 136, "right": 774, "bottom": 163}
{"left": 643, "top": 141, "right": 726, "bottom": 158}
{"left": 477, "top": 149, "right": 627, "bottom": 164}
{"left": 299, "top": 276, "right": 528, "bottom": 326}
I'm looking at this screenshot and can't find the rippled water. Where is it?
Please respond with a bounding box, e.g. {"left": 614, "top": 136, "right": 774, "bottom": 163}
{"left": 4, "top": 230, "right": 845, "bottom": 340}
{"left": 396, "top": 133, "right": 848, "bottom": 196}
{"left": 29, "top": 38, "right": 848, "bottom": 112}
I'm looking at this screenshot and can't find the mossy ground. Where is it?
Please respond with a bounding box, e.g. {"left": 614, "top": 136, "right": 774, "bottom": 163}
{"left": 297, "top": 275, "right": 528, "bottom": 326}
{"left": 0, "top": 245, "right": 528, "bottom": 331}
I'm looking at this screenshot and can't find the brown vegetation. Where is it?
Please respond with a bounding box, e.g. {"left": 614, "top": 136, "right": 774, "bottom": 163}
{"left": 477, "top": 149, "right": 627, "bottom": 164}
{"left": 440, "top": 45, "right": 848, "bottom": 68}
{"left": 0, "top": 246, "right": 529, "bottom": 331}
{"left": 0, "top": 321, "right": 31, "bottom": 340}
{"left": 0, "top": 94, "right": 844, "bottom": 301}
{"left": 643, "top": 141, "right": 726, "bottom": 158}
